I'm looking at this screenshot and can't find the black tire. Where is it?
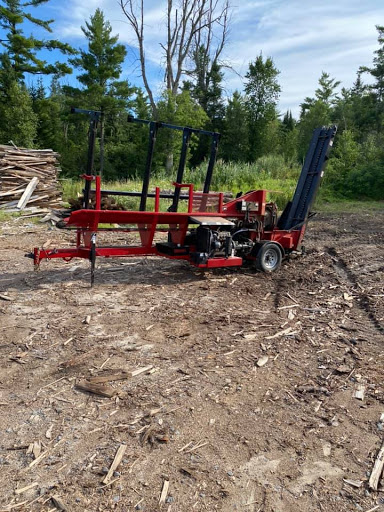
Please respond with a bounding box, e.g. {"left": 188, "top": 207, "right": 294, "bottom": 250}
{"left": 254, "top": 242, "right": 282, "bottom": 273}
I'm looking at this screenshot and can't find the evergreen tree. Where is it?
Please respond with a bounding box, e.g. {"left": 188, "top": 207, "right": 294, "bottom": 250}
{"left": 30, "top": 77, "right": 64, "bottom": 151}
{"left": 360, "top": 25, "right": 384, "bottom": 131}
{"left": 0, "top": 0, "right": 75, "bottom": 79}
{"left": 315, "top": 71, "right": 341, "bottom": 105}
{"left": 68, "top": 8, "right": 133, "bottom": 177}
{"left": 221, "top": 91, "right": 249, "bottom": 162}
{"left": 279, "top": 110, "right": 297, "bottom": 163}
{"left": 103, "top": 90, "right": 151, "bottom": 180}
{"left": 244, "top": 54, "right": 281, "bottom": 160}
{"left": 0, "top": 79, "right": 37, "bottom": 146}
{"left": 297, "top": 71, "right": 339, "bottom": 160}
{"left": 184, "top": 45, "right": 225, "bottom": 127}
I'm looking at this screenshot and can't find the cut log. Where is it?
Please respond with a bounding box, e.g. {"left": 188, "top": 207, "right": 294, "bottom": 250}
{"left": 0, "top": 145, "right": 62, "bottom": 209}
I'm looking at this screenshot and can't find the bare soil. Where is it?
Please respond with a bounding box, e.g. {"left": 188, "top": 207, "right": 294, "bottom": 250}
{"left": 0, "top": 211, "right": 383, "bottom": 512}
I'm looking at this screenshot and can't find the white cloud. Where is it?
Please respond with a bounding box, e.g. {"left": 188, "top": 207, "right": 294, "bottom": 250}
{"left": 47, "top": 0, "right": 384, "bottom": 117}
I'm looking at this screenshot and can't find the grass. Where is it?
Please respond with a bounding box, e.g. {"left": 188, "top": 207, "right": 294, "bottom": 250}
{"left": 59, "top": 155, "right": 383, "bottom": 214}
{"left": 0, "top": 211, "right": 20, "bottom": 222}
{"left": 61, "top": 155, "right": 301, "bottom": 210}
{"left": 315, "top": 197, "right": 384, "bottom": 213}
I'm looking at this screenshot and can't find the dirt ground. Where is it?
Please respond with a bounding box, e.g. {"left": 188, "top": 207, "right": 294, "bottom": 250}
{"left": 0, "top": 210, "right": 383, "bottom": 512}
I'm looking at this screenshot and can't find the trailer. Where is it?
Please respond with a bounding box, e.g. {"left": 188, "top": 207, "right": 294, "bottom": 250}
{"left": 29, "top": 108, "right": 337, "bottom": 285}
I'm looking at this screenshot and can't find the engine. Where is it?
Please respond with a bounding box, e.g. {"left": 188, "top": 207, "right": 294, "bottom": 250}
{"left": 191, "top": 201, "right": 278, "bottom": 264}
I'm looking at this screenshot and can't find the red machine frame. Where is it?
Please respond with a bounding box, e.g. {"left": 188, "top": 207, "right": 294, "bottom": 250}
{"left": 33, "top": 175, "right": 302, "bottom": 269}
{"left": 30, "top": 112, "right": 336, "bottom": 285}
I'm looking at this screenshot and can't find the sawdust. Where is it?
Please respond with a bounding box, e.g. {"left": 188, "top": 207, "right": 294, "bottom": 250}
{"left": 0, "top": 211, "right": 383, "bottom": 511}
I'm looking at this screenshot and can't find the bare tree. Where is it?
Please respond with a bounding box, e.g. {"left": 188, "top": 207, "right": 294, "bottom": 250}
{"left": 187, "top": 0, "right": 230, "bottom": 102}
{"left": 119, "top": 0, "right": 230, "bottom": 116}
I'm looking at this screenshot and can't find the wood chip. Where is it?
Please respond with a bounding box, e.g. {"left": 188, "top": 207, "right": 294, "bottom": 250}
{"left": 75, "top": 380, "right": 116, "bottom": 398}
{"left": 364, "top": 506, "right": 380, "bottom": 512}
{"left": 265, "top": 327, "right": 294, "bottom": 340}
{"left": 369, "top": 443, "right": 384, "bottom": 490}
{"left": 32, "top": 441, "right": 41, "bottom": 459}
{"left": 15, "top": 482, "right": 39, "bottom": 495}
{"left": 343, "top": 478, "right": 363, "bottom": 488}
{"left": 2, "top": 500, "right": 29, "bottom": 510}
{"left": 354, "top": 383, "right": 366, "bottom": 401}
{"left": 257, "top": 356, "right": 269, "bottom": 367}
{"left": 287, "top": 309, "right": 296, "bottom": 320}
{"left": 29, "top": 449, "right": 49, "bottom": 468}
{"left": 51, "top": 495, "right": 68, "bottom": 511}
{"left": 45, "top": 424, "right": 54, "bottom": 439}
{"left": 102, "top": 444, "right": 127, "bottom": 485}
{"left": 159, "top": 479, "right": 169, "bottom": 505}
{"left": 0, "top": 294, "right": 13, "bottom": 301}
{"left": 131, "top": 365, "right": 153, "bottom": 377}
{"left": 88, "top": 372, "right": 130, "bottom": 384}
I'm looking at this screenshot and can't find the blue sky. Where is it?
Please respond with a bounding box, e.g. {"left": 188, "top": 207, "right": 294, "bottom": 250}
{"left": 10, "top": 0, "right": 384, "bottom": 117}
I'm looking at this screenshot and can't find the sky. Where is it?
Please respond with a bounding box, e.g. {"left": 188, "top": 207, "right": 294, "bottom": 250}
{"left": 12, "top": 0, "right": 384, "bottom": 117}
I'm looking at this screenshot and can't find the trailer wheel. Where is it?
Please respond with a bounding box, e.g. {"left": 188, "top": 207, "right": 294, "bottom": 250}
{"left": 254, "top": 243, "right": 282, "bottom": 273}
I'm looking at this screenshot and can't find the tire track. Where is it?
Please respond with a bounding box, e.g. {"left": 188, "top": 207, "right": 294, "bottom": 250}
{"left": 327, "top": 246, "right": 384, "bottom": 334}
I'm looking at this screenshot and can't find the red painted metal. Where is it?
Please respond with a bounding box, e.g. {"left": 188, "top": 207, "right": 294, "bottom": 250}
{"left": 33, "top": 176, "right": 304, "bottom": 272}
{"left": 195, "top": 256, "right": 243, "bottom": 268}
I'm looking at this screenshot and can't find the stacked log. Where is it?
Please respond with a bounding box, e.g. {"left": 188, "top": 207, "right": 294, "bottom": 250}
{"left": 0, "top": 145, "right": 62, "bottom": 212}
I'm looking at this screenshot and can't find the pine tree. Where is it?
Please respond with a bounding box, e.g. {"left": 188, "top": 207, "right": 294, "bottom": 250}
{"left": 30, "top": 77, "right": 64, "bottom": 151}
{"left": 360, "top": 25, "right": 384, "bottom": 131}
{"left": 0, "top": 0, "right": 75, "bottom": 79}
{"left": 0, "top": 79, "right": 37, "bottom": 146}
{"left": 184, "top": 45, "right": 225, "bottom": 126}
{"left": 279, "top": 110, "right": 297, "bottom": 163}
{"left": 68, "top": 8, "right": 133, "bottom": 177}
{"left": 298, "top": 71, "right": 340, "bottom": 160}
{"left": 244, "top": 54, "right": 281, "bottom": 161}
{"left": 315, "top": 72, "right": 341, "bottom": 105}
{"left": 221, "top": 91, "right": 249, "bottom": 161}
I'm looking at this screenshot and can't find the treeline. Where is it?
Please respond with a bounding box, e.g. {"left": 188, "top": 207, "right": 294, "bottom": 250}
{"left": 0, "top": 1, "right": 383, "bottom": 200}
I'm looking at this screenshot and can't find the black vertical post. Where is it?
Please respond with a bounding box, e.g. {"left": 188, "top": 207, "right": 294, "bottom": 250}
{"left": 203, "top": 133, "right": 220, "bottom": 194}
{"left": 140, "top": 121, "right": 158, "bottom": 211}
{"left": 169, "top": 128, "right": 192, "bottom": 212}
{"left": 83, "top": 116, "right": 98, "bottom": 209}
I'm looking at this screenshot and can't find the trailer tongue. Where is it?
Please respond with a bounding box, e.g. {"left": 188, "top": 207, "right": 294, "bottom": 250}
{"left": 29, "top": 109, "right": 336, "bottom": 285}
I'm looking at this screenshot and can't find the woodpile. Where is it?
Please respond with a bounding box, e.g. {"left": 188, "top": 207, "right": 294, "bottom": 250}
{"left": 0, "top": 145, "right": 62, "bottom": 213}
{"left": 68, "top": 193, "right": 127, "bottom": 211}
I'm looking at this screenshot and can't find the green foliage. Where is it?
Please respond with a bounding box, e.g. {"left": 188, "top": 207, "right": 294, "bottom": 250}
{"left": 244, "top": 54, "right": 281, "bottom": 161}
{"left": 221, "top": 91, "right": 249, "bottom": 161}
{"left": 324, "top": 130, "right": 359, "bottom": 193}
{"left": 155, "top": 89, "right": 209, "bottom": 172}
{"left": 278, "top": 110, "right": 298, "bottom": 163}
{"left": 65, "top": 8, "right": 135, "bottom": 178}
{"left": 298, "top": 99, "right": 332, "bottom": 160}
{"left": 69, "top": 8, "right": 129, "bottom": 107}
{"left": 0, "top": 0, "right": 75, "bottom": 79}
{"left": 315, "top": 71, "right": 341, "bottom": 105}
{"left": 184, "top": 45, "right": 225, "bottom": 125}
{"left": 0, "top": 0, "right": 383, "bottom": 206}
{"left": 0, "top": 78, "right": 37, "bottom": 146}
{"left": 62, "top": 154, "right": 300, "bottom": 210}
